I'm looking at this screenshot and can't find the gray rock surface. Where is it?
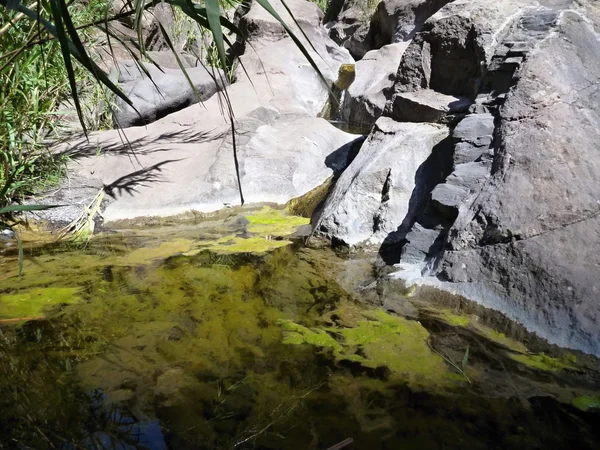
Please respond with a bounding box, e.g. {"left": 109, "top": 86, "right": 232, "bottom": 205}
{"left": 52, "top": 110, "right": 358, "bottom": 222}
{"left": 390, "top": 0, "right": 531, "bottom": 98}
{"left": 435, "top": 10, "right": 600, "bottom": 356}
{"left": 369, "top": 0, "right": 452, "bottom": 48}
{"left": 388, "top": 89, "right": 472, "bottom": 122}
{"left": 326, "top": 0, "right": 374, "bottom": 59}
{"left": 313, "top": 118, "right": 448, "bottom": 247}
{"left": 112, "top": 61, "right": 228, "bottom": 127}
{"left": 41, "top": 0, "right": 355, "bottom": 223}
{"left": 234, "top": 0, "right": 353, "bottom": 117}
{"left": 342, "top": 43, "right": 407, "bottom": 127}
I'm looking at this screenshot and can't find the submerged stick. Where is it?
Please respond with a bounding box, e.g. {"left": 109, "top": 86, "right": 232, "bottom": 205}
{"left": 326, "top": 438, "right": 354, "bottom": 450}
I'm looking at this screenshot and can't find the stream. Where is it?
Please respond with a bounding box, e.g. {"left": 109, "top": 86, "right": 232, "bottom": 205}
{"left": 0, "top": 206, "right": 599, "bottom": 449}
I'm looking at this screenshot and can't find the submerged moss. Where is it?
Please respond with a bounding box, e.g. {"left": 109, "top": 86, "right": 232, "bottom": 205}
{"left": 572, "top": 395, "right": 600, "bottom": 412}
{"left": 511, "top": 352, "right": 577, "bottom": 372}
{"left": 431, "top": 308, "right": 471, "bottom": 327}
{"left": 280, "top": 307, "right": 452, "bottom": 389}
{"left": 246, "top": 206, "right": 310, "bottom": 236}
{"left": 0, "top": 287, "right": 81, "bottom": 320}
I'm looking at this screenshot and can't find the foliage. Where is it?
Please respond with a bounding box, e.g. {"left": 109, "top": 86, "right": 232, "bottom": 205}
{"left": 0, "top": 0, "right": 327, "bottom": 215}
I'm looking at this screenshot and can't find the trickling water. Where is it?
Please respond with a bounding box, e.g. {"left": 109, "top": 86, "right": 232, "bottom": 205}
{"left": 1, "top": 207, "right": 600, "bottom": 449}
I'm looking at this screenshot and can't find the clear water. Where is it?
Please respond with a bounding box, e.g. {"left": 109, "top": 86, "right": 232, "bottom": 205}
{"left": 1, "top": 213, "right": 599, "bottom": 450}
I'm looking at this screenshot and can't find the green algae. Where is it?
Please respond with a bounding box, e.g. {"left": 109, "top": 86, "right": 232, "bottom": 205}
{"left": 285, "top": 177, "right": 333, "bottom": 218}
{"left": 246, "top": 206, "right": 310, "bottom": 236}
{"left": 278, "top": 320, "right": 342, "bottom": 351}
{"left": 511, "top": 352, "right": 577, "bottom": 372}
{"left": 431, "top": 308, "right": 471, "bottom": 327}
{"left": 279, "top": 307, "right": 452, "bottom": 389}
{"left": 0, "top": 287, "right": 81, "bottom": 320}
{"left": 572, "top": 395, "right": 600, "bottom": 412}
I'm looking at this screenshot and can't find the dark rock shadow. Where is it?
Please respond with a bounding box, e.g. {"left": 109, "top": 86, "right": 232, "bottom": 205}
{"left": 324, "top": 136, "right": 366, "bottom": 174}
{"left": 378, "top": 135, "right": 455, "bottom": 265}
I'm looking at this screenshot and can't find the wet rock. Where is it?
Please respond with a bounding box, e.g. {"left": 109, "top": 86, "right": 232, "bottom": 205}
{"left": 388, "top": 89, "right": 472, "bottom": 123}
{"left": 112, "top": 61, "right": 228, "bottom": 127}
{"left": 312, "top": 118, "right": 449, "bottom": 247}
{"left": 342, "top": 43, "right": 407, "bottom": 127}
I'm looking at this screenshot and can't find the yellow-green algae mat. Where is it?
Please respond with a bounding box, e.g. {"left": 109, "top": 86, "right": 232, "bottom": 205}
{"left": 0, "top": 207, "right": 309, "bottom": 322}
{"left": 426, "top": 306, "right": 580, "bottom": 373}
{"left": 279, "top": 303, "right": 458, "bottom": 389}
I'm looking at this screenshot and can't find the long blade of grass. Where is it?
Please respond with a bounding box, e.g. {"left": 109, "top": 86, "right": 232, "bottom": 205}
{"left": 0, "top": 204, "right": 63, "bottom": 214}
{"left": 16, "top": 230, "right": 24, "bottom": 276}
{"left": 2, "top": 0, "right": 136, "bottom": 109}
{"left": 48, "top": 0, "right": 87, "bottom": 134}
{"left": 204, "top": 0, "right": 227, "bottom": 69}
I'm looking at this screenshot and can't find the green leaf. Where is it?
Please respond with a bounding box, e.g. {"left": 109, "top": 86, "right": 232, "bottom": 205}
{"left": 204, "top": 0, "right": 228, "bottom": 70}
{"left": 0, "top": 204, "right": 63, "bottom": 214}
{"left": 15, "top": 230, "right": 24, "bottom": 276}
{"left": 462, "top": 345, "right": 470, "bottom": 371}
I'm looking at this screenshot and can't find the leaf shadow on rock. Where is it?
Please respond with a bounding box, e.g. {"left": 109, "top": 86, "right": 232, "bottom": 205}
{"left": 55, "top": 127, "right": 227, "bottom": 161}
{"left": 102, "top": 159, "right": 182, "bottom": 199}
{"left": 378, "top": 135, "right": 454, "bottom": 265}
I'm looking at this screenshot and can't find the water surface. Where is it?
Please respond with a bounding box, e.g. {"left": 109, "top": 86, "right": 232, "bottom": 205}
{"left": 1, "top": 209, "right": 599, "bottom": 449}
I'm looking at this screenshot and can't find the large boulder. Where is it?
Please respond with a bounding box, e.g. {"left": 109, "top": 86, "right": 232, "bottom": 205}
{"left": 388, "top": 0, "right": 531, "bottom": 101}
{"left": 393, "top": 9, "right": 600, "bottom": 356}
{"left": 325, "top": 0, "right": 375, "bottom": 59}
{"left": 52, "top": 108, "right": 359, "bottom": 222}
{"left": 234, "top": 0, "right": 354, "bottom": 116}
{"left": 369, "top": 0, "right": 452, "bottom": 49}
{"left": 112, "top": 61, "right": 228, "bottom": 127}
{"left": 312, "top": 118, "right": 449, "bottom": 247}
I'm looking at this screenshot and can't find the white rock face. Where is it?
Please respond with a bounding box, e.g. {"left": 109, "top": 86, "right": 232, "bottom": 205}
{"left": 313, "top": 118, "right": 448, "bottom": 246}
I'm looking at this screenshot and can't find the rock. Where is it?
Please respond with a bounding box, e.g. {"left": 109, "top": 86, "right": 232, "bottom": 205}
{"left": 452, "top": 113, "right": 495, "bottom": 144}
{"left": 436, "top": 10, "right": 600, "bottom": 356}
{"left": 112, "top": 61, "right": 228, "bottom": 127}
{"left": 430, "top": 183, "right": 468, "bottom": 219}
{"left": 237, "top": 0, "right": 323, "bottom": 40}
{"left": 369, "top": 0, "right": 452, "bottom": 48}
{"left": 390, "top": 0, "right": 531, "bottom": 98}
{"left": 0, "top": 229, "right": 15, "bottom": 241}
{"left": 312, "top": 118, "right": 449, "bottom": 247}
{"left": 144, "top": 50, "right": 200, "bottom": 69}
{"left": 53, "top": 110, "right": 359, "bottom": 221}
{"left": 233, "top": 0, "right": 353, "bottom": 117}
{"left": 342, "top": 43, "right": 407, "bottom": 127}
{"left": 402, "top": 223, "right": 444, "bottom": 263}
{"left": 453, "top": 142, "right": 488, "bottom": 164}
{"left": 326, "top": 0, "right": 375, "bottom": 59}
{"left": 387, "top": 89, "right": 472, "bottom": 123}
{"left": 144, "top": 2, "right": 176, "bottom": 51}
